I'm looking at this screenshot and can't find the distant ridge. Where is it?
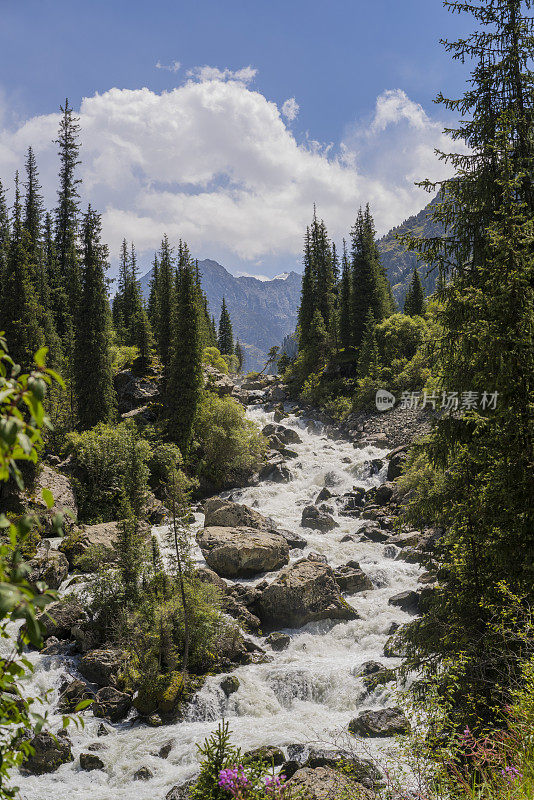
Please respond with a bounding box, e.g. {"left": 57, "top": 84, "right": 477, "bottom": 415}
{"left": 140, "top": 259, "right": 302, "bottom": 371}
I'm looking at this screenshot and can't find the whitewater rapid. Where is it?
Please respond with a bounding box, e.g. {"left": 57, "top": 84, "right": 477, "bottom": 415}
{"left": 15, "top": 404, "right": 420, "bottom": 800}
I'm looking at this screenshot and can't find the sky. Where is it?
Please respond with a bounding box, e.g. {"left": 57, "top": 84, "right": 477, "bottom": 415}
{"left": 0, "top": 0, "right": 472, "bottom": 279}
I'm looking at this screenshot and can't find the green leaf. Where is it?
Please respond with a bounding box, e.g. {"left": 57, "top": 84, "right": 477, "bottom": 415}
{"left": 41, "top": 488, "right": 54, "bottom": 509}
{"left": 34, "top": 347, "right": 48, "bottom": 368}
{"left": 74, "top": 699, "right": 93, "bottom": 712}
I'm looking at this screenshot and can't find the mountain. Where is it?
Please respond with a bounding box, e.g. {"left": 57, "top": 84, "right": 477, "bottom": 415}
{"left": 140, "top": 259, "right": 302, "bottom": 371}
{"left": 377, "top": 195, "right": 443, "bottom": 307}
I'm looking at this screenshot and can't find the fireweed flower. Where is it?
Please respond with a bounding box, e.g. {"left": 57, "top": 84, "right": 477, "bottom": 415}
{"left": 265, "top": 774, "right": 286, "bottom": 795}
{"left": 501, "top": 765, "right": 522, "bottom": 783}
{"left": 218, "top": 765, "right": 251, "bottom": 797}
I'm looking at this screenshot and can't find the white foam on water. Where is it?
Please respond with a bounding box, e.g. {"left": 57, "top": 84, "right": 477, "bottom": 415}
{"left": 15, "top": 405, "right": 420, "bottom": 799}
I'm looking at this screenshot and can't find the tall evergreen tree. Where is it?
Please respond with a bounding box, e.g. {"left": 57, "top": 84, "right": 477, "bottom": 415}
{"left": 55, "top": 99, "right": 82, "bottom": 325}
{"left": 147, "top": 253, "right": 160, "bottom": 328}
{"left": 153, "top": 235, "right": 175, "bottom": 369}
{"left": 297, "top": 226, "right": 315, "bottom": 350}
{"left": 22, "top": 147, "right": 43, "bottom": 269}
{"left": 112, "top": 239, "right": 130, "bottom": 340}
{"left": 339, "top": 239, "right": 352, "bottom": 351}
{"left": 167, "top": 248, "right": 203, "bottom": 454}
{"left": 235, "top": 340, "right": 244, "bottom": 373}
{"left": 310, "top": 209, "right": 335, "bottom": 334}
{"left": 357, "top": 309, "right": 379, "bottom": 377}
{"left": 403, "top": 267, "right": 426, "bottom": 316}
{"left": 0, "top": 179, "right": 10, "bottom": 286}
{"left": 74, "top": 206, "right": 116, "bottom": 429}
{"left": 401, "top": 0, "right": 534, "bottom": 729}
{"left": 217, "top": 297, "right": 234, "bottom": 355}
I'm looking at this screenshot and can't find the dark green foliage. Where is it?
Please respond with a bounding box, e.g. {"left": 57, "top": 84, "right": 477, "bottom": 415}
{"left": 403, "top": 267, "right": 426, "bottom": 316}
{"left": 217, "top": 297, "right": 234, "bottom": 355}
{"left": 74, "top": 206, "right": 116, "bottom": 429}
{"left": 22, "top": 147, "right": 43, "bottom": 269}
{"left": 234, "top": 339, "right": 244, "bottom": 372}
{"left": 357, "top": 310, "right": 379, "bottom": 377}
{"left": 167, "top": 244, "right": 203, "bottom": 455}
{"left": 112, "top": 240, "right": 154, "bottom": 372}
{"left": 153, "top": 235, "right": 175, "bottom": 369}
{"left": 351, "top": 205, "right": 391, "bottom": 350}
{"left": 0, "top": 179, "right": 10, "bottom": 284}
{"left": 339, "top": 238, "right": 352, "bottom": 351}
{"left": 399, "top": 0, "right": 534, "bottom": 730}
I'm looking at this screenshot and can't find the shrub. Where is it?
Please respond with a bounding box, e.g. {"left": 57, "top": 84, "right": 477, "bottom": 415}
{"left": 110, "top": 344, "right": 139, "bottom": 374}
{"left": 323, "top": 395, "right": 352, "bottom": 421}
{"left": 193, "top": 394, "right": 266, "bottom": 488}
{"left": 375, "top": 313, "right": 426, "bottom": 364}
{"left": 148, "top": 442, "right": 184, "bottom": 493}
{"left": 203, "top": 346, "right": 229, "bottom": 375}
{"left": 67, "top": 421, "right": 151, "bottom": 521}
{"left": 221, "top": 353, "right": 239, "bottom": 374}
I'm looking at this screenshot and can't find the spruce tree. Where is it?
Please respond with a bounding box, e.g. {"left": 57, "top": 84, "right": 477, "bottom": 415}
{"left": 297, "top": 226, "right": 315, "bottom": 350}
{"left": 154, "top": 235, "right": 175, "bottom": 369}
{"left": 147, "top": 253, "right": 160, "bottom": 328}
{"left": 167, "top": 248, "right": 203, "bottom": 454}
{"left": 403, "top": 267, "right": 426, "bottom": 316}
{"left": 217, "top": 297, "right": 234, "bottom": 355}
{"left": 55, "top": 99, "right": 82, "bottom": 324}
{"left": 0, "top": 179, "right": 10, "bottom": 286}
{"left": 235, "top": 340, "right": 244, "bottom": 372}
{"left": 306, "top": 308, "right": 328, "bottom": 372}
{"left": 112, "top": 239, "right": 129, "bottom": 341}
{"left": 339, "top": 239, "right": 352, "bottom": 351}
{"left": 310, "top": 208, "right": 335, "bottom": 334}
{"left": 74, "top": 206, "right": 116, "bottom": 429}
{"left": 400, "top": 0, "right": 534, "bottom": 729}
{"left": 23, "top": 147, "right": 43, "bottom": 270}
{"left": 357, "top": 310, "right": 379, "bottom": 377}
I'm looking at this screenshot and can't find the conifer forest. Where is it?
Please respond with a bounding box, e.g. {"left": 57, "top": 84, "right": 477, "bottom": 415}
{"left": 0, "top": 2, "right": 532, "bottom": 799}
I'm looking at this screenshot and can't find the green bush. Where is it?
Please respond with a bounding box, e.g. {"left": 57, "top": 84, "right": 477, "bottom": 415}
{"left": 203, "top": 346, "right": 229, "bottom": 374}
{"left": 221, "top": 353, "right": 239, "bottom": 373}
{"left": 110, "top": 344, "right": 139, "bottom": 374}
{"left": 375, "top": 312, "right": 426, "bottom": 363}
{"left": 193, "top": 394, "right": 266, "bottom": 488}
{"left": 322, "top": 395, "right": 352, "bottom": 421}
{"left": 148, "top": 442, "right": 184, "bottom": 493}
{"left": 67, "top": 421, "right": 151, "bottom": 522}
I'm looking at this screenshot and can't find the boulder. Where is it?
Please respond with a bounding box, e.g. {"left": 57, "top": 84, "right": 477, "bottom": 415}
{"left": 334, "top": 562, "right": 373, "bottom": 593}
{"left": 114, "top": 369, "right": 159, "bottom": 414}
{"left": 27, "top": 547, "right": 69, "bottom": 589}
{"left": 196, "top": 566, "right": 228, "bottom": 593}
{"left": 166, "top": 780, "right": 196, "bottom": 800}
{"left": 243, "top": 745, "right": 285, "bottom": 766}
{"left": 262, "top": 423, "right": 302, "bottom": 445}
{"left": 134, "top": 766, "right": 153, "bottom": 780}
{"left": 300, "top": 505, "right": 338, "bottom": 532}
{"left": 79, "top": 648, "right": 125, "bottom": 687}
{"left": 220, "top": 675, "right": 240, "bottom": 696}
{"left": 42, "top": 636, "right": 71, "bottom": 656}
{"left": 349, "top": 707, "right": 411, "bottom": 737}
{"left": 388, "top": 590, "right": 421, "bottom": 614}
{"left": 275, "top": 528, "right": 307, "bottom": 549}
{"left": 287, "top": 767, "right": 371, "bottom": 800}
{"left": 256, "top": 558, "right": 359, "bottom": 630}
{"left": 259, "top": 462, "right": 292, "bottom": 483}
{"left": 386, "top": 446, "right": 409, "bottom": 481}
{"left": 315, "top": 487, "right": 332, "bottom": 504}
{"left": 203, "top": 498, "right": 268, "bottom": 529}
{"left": 60, "top": 521, "right": 121, "bottom": 567}
{"left": 266, "top": 631, "right": 290, "bottom": 651}
{"left": 37, "top": 599, "right": 87, "bottom": 639}
{"left": 158, "top": 740, "right": 174, "bottom": 758}
{"left": 358, "top": 523, "right": 389, "bottom": 543}
{"left": 358, "top": 661, "right": 385, "bottom": 676}
{"left": 80, "top": 752, "right": 104, "bottom": 771}
{"left": 323, "top": 470, "right": 343, "bottom": 488}
{"left": 374, "top": 482, "right": 396, "bottom": 505}
{"left": 58, "top": 679, "right": 93, "bottom": 712}
{"left": 21, "top": 731, "right": 73, "bottom": 775}
{"left": 270, "top": 385, "right": 288, "bottom": 402}
{"left": 197, "top": 526, "right": 289, "bottom": 578}
{"left": 33, "top": 464, "right": 78, "bottom": 532}
{"left": 287, "top": 745, "right": 383, "bottom": 788}
{"left": 222, "top": 595, "right": 262, "bottom": 631}
{"left": 93, "top": 686, "right": 131, "bottom": 722}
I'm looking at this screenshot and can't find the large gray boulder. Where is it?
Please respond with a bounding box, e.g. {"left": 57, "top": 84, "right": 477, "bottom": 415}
{"left": 203, "top": 498, "right": 267, "bottom": 529}
{"left": 262, "top": 423, "right": 302, "bottom": 445}
{"left": 93, "top": 686, "right": 131, "bottom": 722}
{"left": 37, "top": 599, "right": 87, "bottom": 639}
{"left": 21, "top": 731, "right": 73, "bottom": 774}
{"left": 33, "top": 465, "right": 78, "bottom": 533}
{"left": 300, "top": 505, "right": 338, "bottom": 532}
{"left": 334, "top": 562, "right": 374, "bottom": 593}
{"left": 28, "top": 546, "right": 69, "bottom": 589}
{"left": 58, "top": 679, "right": 94, "bottom": 712}
{"left": 256, "top": 558, "right": 359, "bottom": 629}
{"left": 79, "top": 648, "right": 125, "bottom": 687}
{"left": 349, "top": 707, "right": 411, "bottom": 737}
{"left": 287, "top": 745, "right": 383, "bottom": 788}
{"left": 287, "top": 767, "right": 371, "bottom": 800}
{"left": 197, "top": 526, "right": 289, "bottom": 578}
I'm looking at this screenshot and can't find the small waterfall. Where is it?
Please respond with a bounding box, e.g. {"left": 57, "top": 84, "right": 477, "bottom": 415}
{"left": 15, "top": 404, "right": 420, "bottom": 800}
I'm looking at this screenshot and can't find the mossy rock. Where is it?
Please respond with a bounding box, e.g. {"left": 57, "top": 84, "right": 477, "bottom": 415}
{"left": 134, "top": 672, "right": 184, "bottom": 716}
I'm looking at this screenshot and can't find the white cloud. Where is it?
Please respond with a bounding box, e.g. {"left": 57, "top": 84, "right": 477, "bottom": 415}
{"left": 155, "top": 60, "right": 181, "bottom": 73}
{"left": 186, "top": 65, "right": 257, "bottom": 84}
{"left": 281, "top": 97, "right": 299, "bottom": 122}
{"left": 0, "top": 74, "right": 455, "bottom": 275}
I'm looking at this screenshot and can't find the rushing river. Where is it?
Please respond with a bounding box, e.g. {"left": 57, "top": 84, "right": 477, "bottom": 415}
{"left": 15, "top": 404, "right": 421, "bottom": 800}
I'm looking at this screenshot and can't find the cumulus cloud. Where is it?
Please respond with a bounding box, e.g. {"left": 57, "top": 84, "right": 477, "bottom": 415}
{"left": 281, "top": 97, "right": 299, "bottom": 122}
{"left": 155, "top": 60, "right": 181, "bottom": 73}
{"left": 0, "top": 73, "right": 455, "bottom": 275}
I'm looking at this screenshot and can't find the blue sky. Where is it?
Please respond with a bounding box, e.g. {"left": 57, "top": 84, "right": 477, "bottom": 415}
{"left": 0, "top": 0, "right": 471, "bottom": 278}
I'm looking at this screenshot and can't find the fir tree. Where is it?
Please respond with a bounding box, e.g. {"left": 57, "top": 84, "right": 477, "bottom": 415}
{"left": 357, "top": 309, "right": 379, "bottom": 377}
{"left": 0, "top": 179, "right": 10, "bottom": 285}
{"left": 22, "top": 146, "right": 43, "bottom": 268}
{"left": 339, "top": 239, "right": 352, "bottom": 351}
{"left": 403, "top": 267, "right": 426, "bottom": 316}
{"left": 147, "top": 253, "right": 160, "bottom": 328}
{"left": 112, "top": 239, "right": 130, "bottom": 341}
{"left": 297, "top": 226, "right": 315, "bottom": 350}
{"left": 234, "top": 340, "right": 244, "bottom": 373}
{"left": 74, "top": 206, "right": 116, "bottom": 429}
{"left": 306, "top": 308, "right": 328, "bottom": 372}
{"left": 154, "top": 235, "right": 175, "bottom": 369}
{"left": 54, "top": 99, "right": 82, "bottom": 323}
{"left": 167, "top": 248, "right": 203, "bottom": 454}
{"left": 217, "top": 297, "right": 234, "bottom": 355}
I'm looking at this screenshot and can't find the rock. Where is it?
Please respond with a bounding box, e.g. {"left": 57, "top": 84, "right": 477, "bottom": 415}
{"left": 220, "top": 675, "right": 240, "bottom": 696}
{"left": 315, "top": 487, "right": 332, "bottom": 503}
{"left": 349, "top": 707, "right": 411, "bottom": 737}
{"left": 244, "top": 745, "right": 285, "bottom": 767}
{"left": 259, "top": 462, "right": 292, "bottom": 483}
{"left": 287, "top": 746, "right": 383, "bottom": 788}
{"left": 203, "top": 498, "right": 267, "bottom": 530}
{"left": 88, "top": 742, "right": 107, "bottom": 751}
{"left": 196, "top": 566, "right": 228, "bottom": 592}
{"left": 158, "top": 740, "right": 174, "bottom": 759}
{"left": 41, "top": 636, "right": 71, "bottom": 656}
{"left": 375, "top": 482, "right": 395, "bottom": 505}
{"left": 197, "top": 526, "right": 289, "bottom": 577}
{"left": 270, "top": 385, "right": 288, "bottom": 401}
{"left": 387, "top": 531, "right": 422, "bottom": 548}
{"left": 262, "top": 423, "right": 302, "bottom": 445}
{"left": 37, "top": 599, "right": 87, "bottom": 639}
{"left": 79, "top": 648, "right": 124, "bottom": 687}
{"left": 114, "top": 369, "right": 159, "bottom": 414}
{"left": 144, "top": 492, "right": 167, "bottom": 524}
{"left": 222, "top": 595, "right": 262, "bottom": 631}
{"left": 323, "top": 470, "right": 343, "bottom": 488}
{"left": 359, "top": 523, "right": 389, "bottom": 543}
{"left": 388, "top": 590, "right": 421, "bottom": 614}
{"left": 358, "top": 660, "right": 385, "bottom": 676}
{"left": 93, "top": 686, "right": 131, "bottom": 722}
{"left": 280, "top": 759, "right": 300, "bottom": 779}
{"left": 300, "top": 505, "right": 338, "bottom": 532}
{"left": 97, "top": 723, "right": 109, "bottom": 736}
{"left": 165, "top": 780, "right": 196, "bottom": 800}
{"left": 287, "top": 767, "right": 370, "bottom": 800}
{"left": 266, "top": 631, "right": 290, "bottom": 651}
{"left": 21, "top": 731, "right": 73, "bottom": 774}
{"left": 362, "top": 668, "right": 396, "bottom": 691}
{"left": 340, "top": 533, "right": 358, "bottom": 543}
{"left": 79, "top": 752, "right": 104, "bottom": 771}
{"left": 60, "top": 521, "right": 121, "bottom": 567}
{"left": 275, "top": 528, "right": 307, "bottom": 549}
{"left": 133, "top": 766, "right": 153, "bottom": 781}
{"left": 27, "top": 546, "right": 69, "bottom": 589}
{"left": 147, "top": 714, "right": 163, "bottom": 727}
{"left": 33, "top": 464, "right": 78, "bottom": 533}
{"left": 256, "top": 557, "right": 359, "bottom": 630}
{"left": 334, "top": 562, "right": 373, "bottom": 593}
{"left": 384, "top": 545, "right": 398, "bottom": 559}
{"left": 58, "top": 679, "right": 93, "bottom": 712}
{"left": 387, "top": 446, "right": 409, "bottom": 481}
